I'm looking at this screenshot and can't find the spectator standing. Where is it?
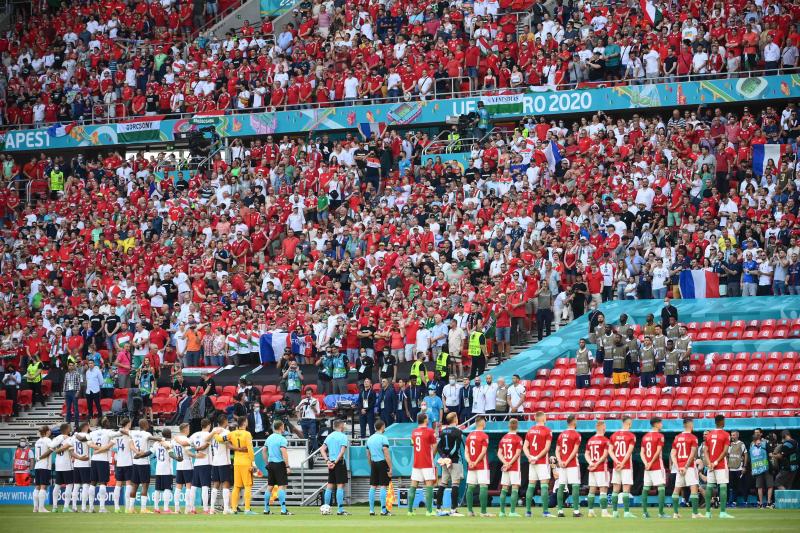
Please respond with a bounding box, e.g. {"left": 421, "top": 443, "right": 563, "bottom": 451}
{"left": 659, "top": 297, "right": 678, "bottom": 331}
{"left": 727, "top": 431, "right": 747, "bottom": 507}
{"left": 2, "top": 364, "right": 22, "bottom": 415}
{"left": 358, "top": 378, "right": 376, "bottom": 437}
{"left": 62, "top": 361, "right": 81, "bottom": 424}
{"left": 773, "top": 430, "right": 799, "bottom": 490}
{"left": 84, "top": 359, "right": 103, "bottom": 422}
{"left": 25, "top": 354, "right": 45, "bottom": 407}
{"left": 296, "top": 387, "right": 320, "bottom": 463}
{"left": 750, "top": 429, "right": 775, "bottom": 508}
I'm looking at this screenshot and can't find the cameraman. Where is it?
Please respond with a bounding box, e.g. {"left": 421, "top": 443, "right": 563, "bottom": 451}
{"left": 296, "top": 387, "right": 321, "bottom": 464}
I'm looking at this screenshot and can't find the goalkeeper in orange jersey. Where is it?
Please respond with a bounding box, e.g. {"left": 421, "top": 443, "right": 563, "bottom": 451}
{"left": 228, "top": 416, "right": 257, "bottom": 515}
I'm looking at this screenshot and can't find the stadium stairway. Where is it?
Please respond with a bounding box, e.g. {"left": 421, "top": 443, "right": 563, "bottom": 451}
{"left": 0, "top": 396, "right": 64, "bottom": 446}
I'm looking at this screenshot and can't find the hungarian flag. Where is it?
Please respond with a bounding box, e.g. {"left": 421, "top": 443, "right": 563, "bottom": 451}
{"left": 679, "top": 270, "right": 720, "bottom": 299}
{"left": 752, "top": 143, "right": 792, "bottom": 176}
{"left": 477, "top": 36, "right": 493, "bottom": 55}
{"left": 116, "top": 116, "right": 165, "bottom": 143}
{"left": 480, "top": 93, "right": 524, "bottom": 114}
{"left": 640, "top": 0, "right": 664, "bottom": 26}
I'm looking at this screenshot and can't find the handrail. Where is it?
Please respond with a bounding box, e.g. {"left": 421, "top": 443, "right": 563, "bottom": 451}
{"left": 8, "top": 68, "right": 787, "bottom": 133}
{"left": 460, "top": 408, "right": 799, "bottom": 428}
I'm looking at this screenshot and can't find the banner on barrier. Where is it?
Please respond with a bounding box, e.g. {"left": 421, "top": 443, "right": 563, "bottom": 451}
{"left": 3, "top": 75, "right": 799, "bottom": 152}
{"left": 0, "top": 485, "right": 36, "bottom": 505}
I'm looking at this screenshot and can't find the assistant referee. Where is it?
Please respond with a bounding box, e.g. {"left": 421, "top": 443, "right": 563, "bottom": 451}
{"left": 366, "top": 419, "right": 393, "bottom": 516}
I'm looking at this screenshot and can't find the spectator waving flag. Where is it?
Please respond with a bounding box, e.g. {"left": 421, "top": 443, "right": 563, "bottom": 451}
{"left": 259, "top": 331, "right": 289, "bottom": 363}
{"left": 640, "top": 0, "right": 664, "bottom": 26}
{"left": 543, "top": 140, "right": 563, "bottom": 171}
{"left": 357, "top": 121, "right": 386, "bottom": 140}
{"left": 678, "top": 270, "right": 720, "bottom": 299}
{"left": 752, "top": 143, "right": 791, "bottom": 176}
{"left": 46, "top": 122, "right": 76, "bottom": 138}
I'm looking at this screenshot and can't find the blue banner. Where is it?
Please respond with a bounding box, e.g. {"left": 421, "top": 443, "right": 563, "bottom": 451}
{"left": 3, "top": 75, "right": 799, "bottom": 152}
{"left": 0, "top": 485, "right": 36, "bottom": 505}
{"left": 350, "top": 445, "right": 414, "bottom": 477}
{"left": 421, "top": 152, "right": 472, "bottom": 172}
{"left": 260, "top": 0, "right": 295, "bottom": 17}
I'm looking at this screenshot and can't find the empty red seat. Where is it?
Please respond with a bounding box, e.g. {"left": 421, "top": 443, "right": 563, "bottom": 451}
{"left": 580, "top": 399, "right": 595, "bottom": 411}
{"left": 687, "top": 397, "right": 703, "bottom": 409}
{"left": 0, "top": 400, "right": 13, "bottom": 417}
{"left": 262, "top": 384, "right": 278, "bottom": 394}
{"left": 755, "top": 384, "right": 771, "bottom": 396}
{"left": 708, "top": 384, "right": 724, "bottom": 396}
{"left": 672, "top": 398, "right": 688, "bottom": 409}
{"left": 776, "top": 373, "right": 791, "bottom": 383}
{"left": 535, "top": 400, "right": 550, "bottom": 411}
{"left": 695, "top": 374, "right": 712, "bottom": 385}
{"left": 550, "top": 368, "right": 565, "bottom": 378}
{"left": 156, "top": 387, "right": 172, "bottom": 397}
{"left": 711, "top": 374, "right": 727, "bottom": 385}
{"left": 656, "top": 398, "right": 672, "bottom": 410}
{"left": 751, "top": 396, "right": 768, "bottom": 408}
{"left": 743, "top": 373, "right": 760, "bottom": 385}
{"left": 774, "top": 328, "right": 788, "bottom": 338}
{"left": 41, "top": 381, "right": 52, "bottom": 396}
{"left": 595, "top": 399, "right": 611, "bottom": 410}
{"left": 758, "top": 328, "right": 775, "bottom": 339}
{"left": 743, "top": 330, "right": 757, "bottom": 339}
{"left": 555, "top": 358, "right": 571, "bottom": 368}
{"left": 767, "top": 395, "right": 784, "bottom": 407}
{"left": 693, "top": 386, "right": 708, "bottom": 397}
{"left": 727, "top": 373, "right": 744, "bottom": 385}
{"left": 696, "top": 331, "right": 713, "bottom": 341}
{"left": 703, "top": 397, "right": 720, "bottom": 409}
{"left": 554, "top": 388, "right": 570, "bottom": 400}
{"left": 734, "top": 396, "right": 751, "bottom": 408}
{"left": 565, "top": 399, "right": 580, "bottom": 411}
{"left": 536, "top": 368, "right": 550, "bottom": 379}
{"left": 746, "top": 320, "right": 760, "bottom": 330}
{"left": 779, "top": 361, "right": 794, "bottom": 372}
{"left": 740, "top": 384, "right": 756, "bottom": 395}
{"left": 722, "top": 385, "right": 740, "bottom": 397}
{"left": 686, "top": 322, "right": 700, "bottom": 331}
{"left": 675, "top": 386, "right": 692, "bottom": 398}
{"left": 545, "top": 378, "right": 559, "bottom": 389}
{"left": 17, "top": 390, "right": 32, "bottom": 408}
{"left": 559, "top": 378, "right": 573, "bottom": 389}
{"left": 640, "top": 398, "right": 657, "bottom": 410}
{"left": 626, "top": 398, "right": 641, "bottom": 410}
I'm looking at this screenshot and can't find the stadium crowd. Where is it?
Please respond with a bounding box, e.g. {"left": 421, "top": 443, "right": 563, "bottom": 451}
{"left": 0, "top": 96, "right": 798, "bottom": 423}
{"left": 1, "top": 0, "right": 800, "bottom": 126}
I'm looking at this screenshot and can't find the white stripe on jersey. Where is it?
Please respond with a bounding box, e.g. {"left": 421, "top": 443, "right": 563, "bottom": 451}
{"left": 189, "top": 431, "right": 210, "bottom": 466}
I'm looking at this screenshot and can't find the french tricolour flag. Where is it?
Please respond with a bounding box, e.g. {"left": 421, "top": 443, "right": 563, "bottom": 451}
{"left": 679, "top": 270, "right": 720, "bottom": 299}
{"left": 752, "top": 144, "right": 791, "bottom": 176}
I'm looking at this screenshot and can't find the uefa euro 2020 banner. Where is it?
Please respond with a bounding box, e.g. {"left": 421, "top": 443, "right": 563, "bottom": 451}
{"left": 3, "top": 75, "right": 799, "bottom": 152}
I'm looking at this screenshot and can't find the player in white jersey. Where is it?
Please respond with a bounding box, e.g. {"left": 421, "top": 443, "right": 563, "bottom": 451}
{"left": 189, "top": 418, "right": 213, "bottom": 513}
{"left": 33, "top": 425, "right": 54, "bottom": 512}
{"left": 173, "top": 422, "right": 196, "bottom": 514}
{"left": 206, "top": 413, "right": 233, "bottom": 514}
{"left": 71, "top": 422, "right": 92, "bottom": 511}
{"left": 86, "top": 417, "right": 121, "bottom": 512}
{"left": 152, "top": 428, "right": 178, "bottom": 513}
{"left": 112, "top": 418, "right": 135, "bottom": 512}
{"left": 50, "top": 423, "right": 75, "bottom": 512}
{"left": 128, "top": 418, "right": 160, "bottom": 514}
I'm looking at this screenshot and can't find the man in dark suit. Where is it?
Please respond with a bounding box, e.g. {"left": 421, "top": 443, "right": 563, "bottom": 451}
{"left": 247, "top": 401, "right": 269, "bottom": 440}
{"left": 376, "top": 377, "right": 397, "bottom": 427}
{"left": 660, "top": 296, "right": 679, "bottom": 331}
{"left": 357, "top": 377, "right": 376, "bottom": 437}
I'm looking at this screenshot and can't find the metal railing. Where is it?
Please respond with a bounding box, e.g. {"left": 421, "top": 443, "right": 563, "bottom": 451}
{"left": 460, "top": 408, "right": 800, "bottom": 428}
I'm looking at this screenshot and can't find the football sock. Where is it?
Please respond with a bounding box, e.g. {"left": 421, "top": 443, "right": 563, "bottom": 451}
{"left": 611, "top": 491, "right": 618, "bottom": 511}
{"left": 336, "top": 488, "right": 344, "bottom": 512}
{"left": 425, "top": 486, "right": 433, "bottom": 513}
{"left": 540, "top": 484, "right": 549, "bottom": 513}
{"left": 671, "top": 494, "right": 680, "bottom": 514}
{"left": 379, "top": 487, "right": 387, "bottom": 512}
{"left": 369, "top": 487, "right": 376, "bottom": 513}
{"left": 466, "top": 485, "right": 474, "bottom": 513}
{"left": 525, "top": 484, "right": 534, "bottom": 514}
{"left": 690, "top": 493, "right": 699, "bottom": 514}
{"left": 557, "top": 484, "right": 564, "bottom": 511}
{"left": 408, "top": 486, "right": 416, "bottom": 512}
{"left": 499, "top": 488, "right": 507, "bottom": 513}
{"left": 706, "top": 484, "right": 716, "bottom": 513}
{"left": 479, "top": 485, "right": 488, "bottom": 514}
{"left": 510, "top": 488, "right": 519, "bottom": 514}
{"left": 719, "top": 485, "right": 728, "bottom": 513}
{"left": 657, "top": 486, "right": 665, "bottom": 515}
{"left": 324, "top": 488, "right": 332, "bottom": 506}
{"left": 571, "top": 484, "right": 580, "bottom": 513}
{"left": 623, "top": 492, "right": 630, "bottom": 513}
{"left": 278, "top": 489, "right": 286, "bottom": 513}
{"left": 164, "top": 489, "right": 172, "bottom": 511}
{"left": 451, "top": 485, "right": 459, "bottom": 512}
{"left": 222, "top": 488, "right": 231, "bottom": 511}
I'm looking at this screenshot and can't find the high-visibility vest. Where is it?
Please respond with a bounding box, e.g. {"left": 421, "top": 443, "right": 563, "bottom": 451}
{"left": 468, "top": 332, "right": 483, "bottom": 357}
{"left": 49, "top": 170, "right": 64, "bottom": 191}
{"left": 26, "top": 362, "right": 42, "bottom": 383}
{"left": 435, "top": 350, "right": 449, "bottom": 374}
{"left": 13, "top": 448, "right": 30, "bottom": 472}
{"left": 410, "top": 360, "right": 427, "bottom": 384}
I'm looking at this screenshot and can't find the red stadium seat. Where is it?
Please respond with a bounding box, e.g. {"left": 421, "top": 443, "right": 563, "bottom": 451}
{"left": 695, "top": 374, "right": 712, "bottom": 385}
{"left": 767, "top": 395, "right": 784, "bottom": 407}
{"left": 534, "top": 400, "right": 550, "bottom": 412}
{"left": 708, "top": 384, "right": 724, "bottom": 396}
{"left": 727, "top": 373, "right": 744, "bottom": 385}
{"left": 0, "top": 400, "right": 13, "bottom": 418}
{"left": 716, "top": 362, "right": 732, "bottom": 373}
{"left": 750, "top": 397, "right": 768, "bottom": 408}
{"left": 262, "top": 385, "right": 278, "bottom": 394}
{"left": 774, "top": 328, "right": 788, "bottom": 338}
{"left": 17, "top": 390, "right": 32, "bottom": 408}
{"left": 113, "top": 388, "right": 128, "bottom": 400}
{"left": 640, "top": 398, "right": 658, "bottom": 410}
{"left": 554, "top": 388, "right": 570, "bottom": 400}
{"left": 595, "top": 399, "right": 611, "bottom": 411}
{"left": 745, "top": 320, "right": 760, "bottom": 330}
{"left": 536, "top": 369, "right": 550, "bottom": 379}
{"left": 779, "top": 361, "right": 794, "bottom": 372}
{"left": 656, "top": 398, "right": 673, "bottom": 410}
{"left": 550, "top": 368, "right": 565, "bottom": 379}
{"left": 711, "top": 374, "right": 727, "bottom": 385}
{"left": 696, "top": 331, "right": 713, "bottom": 341}
{"left": 41, "top": 381, "right": 52, "bottom": 397}
{"left": 555, "top": 358, "right": 570, "bottom": 368}
{"left": 693, "top": 386, "right": 708, "bottom": 398}
{"left": 742, "top": 330, "right": 757, "bottom": 340}
{"left": 156, "top": 387, "right": 172, "bottom": 397}
{"left": 685, "top": 322, "right": 700, "bottom": 331}
{"left": 758, "top": 327, "right": 775, "bottom": 339}
{"left": 722, "top": 385, "right": 740, "bottom": 398}
{"left": 625, "top": 398, "right": 641, "bottom": 411}
{"left": 672, "top": 398, "right": 687, "bottom": 410}
{"left": 783, "top": 394, "right": 798, "bottom": 408}
{"left": 711, "top": 331, "right": 726, "bottom": 340}
{"left": 766, "top": 352, "right": 781, "bottom": 361}
{"left": 740, "top": 384, "right": 756, "bottom": 396}
{"left": 762, "top": 319, "right": 777, "bottom": 328}
{"left": 755, "top": 384, "right": 771, "bottom": 396}
{"left": 565, "top": 400, "right": 580, "bottom": 411}
{"left": 675, "top": 386, "right": 692, "bottom": 399}
{"left": 687, "top": 397, "right": 703, "bottom": 410}
{"left": 734, "top": 396, "right": 752, "bottom": 408}
{"left": 703, "top": 397, "right": 720, "bottom": 410}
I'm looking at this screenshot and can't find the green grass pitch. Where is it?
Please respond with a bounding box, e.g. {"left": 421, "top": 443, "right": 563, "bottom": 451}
{"left": 1, "top": 506, "right": 799, "bottom": 532}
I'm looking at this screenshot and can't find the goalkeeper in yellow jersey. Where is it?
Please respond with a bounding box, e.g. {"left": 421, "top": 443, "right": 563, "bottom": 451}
{"left": 228, "top": 416, "right": 257, "bottom": 515}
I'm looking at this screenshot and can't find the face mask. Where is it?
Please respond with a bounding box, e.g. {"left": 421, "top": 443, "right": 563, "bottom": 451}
{"left": 449, "top": 379, "right": 456, "bottom": 385}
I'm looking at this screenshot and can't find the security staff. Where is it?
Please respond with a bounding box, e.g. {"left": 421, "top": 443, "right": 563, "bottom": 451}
{"left": 467, "top": 319, "right": 488, "bottom": 379}
{"left": 376, "top": 378, "right": 397, "bottom": 427}
{"left": 575, "top": 338, "right": 592, "bottom": 389}
{"left": 458, "top": 377, "right": 473, "bottom": 423}
{"left": 49, "top": 165, "right": 65, "bottom": 198}
{"left": 639, "top": 336, "right": 657, "bottom": 388}
{"left": 407, "top": 375, "right": 426, "bottom": 421}
{"left": 395, "top": 378, "right": 410, "bottom": 423}
{"left": 435, "top": 346, "right": 450, "bottom": 381}
{"left": 357, "top": 378, "right": 376, "bottom": 437}
{"left": 410, "top": 353, "right": 428, "bottom": 385}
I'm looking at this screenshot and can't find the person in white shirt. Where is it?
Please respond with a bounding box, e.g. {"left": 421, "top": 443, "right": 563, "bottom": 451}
{"left": 152, "top": 428, "right": 178, "bottom": 513}
{"left": 482, "top": 374, "right": 498, "bottom": 414}
{"left": 643, "top": 46, "right": 661, "bottom": 80}
{"left": 206, "top": 414, "right": 233, "bottom": 514}
{"left": 651, "top": 257, "right": 670, "bottom": 299}
{"left": 128, "top": 419, "right": 158, "bottom": 513}
{"left": 507, "top": 375, "right": 526, "bottom": 413}
{"left": 112, "top": 418, "right": 134, "bottom": 512}
{"left": 442, "top": 376, "right": 461, "bottom": 415}
{"left": 86, "top": 418, "right": 121, "bottom": 512}
{"left": 344, "top": 72, "right": 360, "bottom": 100}
{"left": 471, "top": 376, "right": 487, "bottom": 415}
{"left": 84, "top": 359, "right": 104, "bottom": 421}
{"left": 417, "top": 70, "right": 433, "bottom": 100}
{"left": 70, "top": 422, "right": 92, "bottom": 511}
{"left": 172, "top": 423, "right": 196, "bottom": 514}
{"left": 190, "top": 419, "right": 214, "bottom": 513}
{"left": 51, "top": 423, "right": 75, "bottom": 512}
{"left": 33, "top": 425, "right": 54, "bottom": 512}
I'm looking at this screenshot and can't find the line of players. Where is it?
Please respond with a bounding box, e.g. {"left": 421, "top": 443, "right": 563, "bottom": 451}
{"left": 30, "top": 413, "right": 354, "bottom": 517}
{"left": 401, "top": 411, "right": 735, "bottom": 519}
